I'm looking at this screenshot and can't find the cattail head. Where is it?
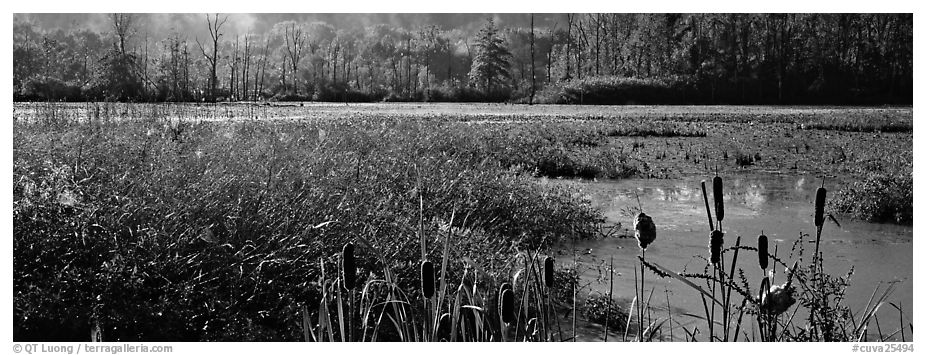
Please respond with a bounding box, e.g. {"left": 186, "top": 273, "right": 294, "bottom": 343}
{"left": 543, "top": 256, "right": 554, "bottom": 288}
{"left": 499, "top": 287, "right": 514, "bottom": 324}
{"left": 420, "top": 260, "right": 434, "bottom": 299}
{"left": 634, "top": 212, "right": 657, "bottom": 250}
{"left": 710, "top": 230, "right": 724, "bottom": 265}
{"left": 341, "top": 242, "right": 356, "bottom": 290}
{"left": 814, "top": 186, "right": 827, "bottom": 227}
{"left": 758, "top": 232, "right": 769, "bottom": 270}
{"left": 713, "top": 176, "right": 724, "bottom": 223}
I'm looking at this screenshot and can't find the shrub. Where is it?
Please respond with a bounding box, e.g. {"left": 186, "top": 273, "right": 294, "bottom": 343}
{"left": 582, "top": 293, "right": 629, "bottom": 332}
{"left": 831, "top": 171, "right": 913, "bottom": 224}
{"left": 535, "top": 76, "right": 689, "bottom": 105}
{"left": 18, "top": 76, "right": 84, "bottom": 102}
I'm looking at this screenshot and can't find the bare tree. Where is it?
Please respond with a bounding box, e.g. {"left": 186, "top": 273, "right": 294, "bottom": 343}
{"left": 284, "top": 22, "right": 306, "bottom": 95}
{"left": 547, "top": 22, "right": 557, "bottom": 84}
{"left": 229, "top": 35, "right": 239, "bottom": 100}
{"left": 242, "top": 31, "right": 252, "bottom": 101}
{"left": 196, "top": 13, "right": 227, "bottom": 102}
{"left": 255, "top": 37, "right": 270, "bottom": 99}
{"left": 109, "top": 14, "right": 135, "bottom": 55}
{"left": 530, "top": 14, "right": 536, "bottom": 104}
{"left": 565, "top": 13, "right": 574, "bottom": 80}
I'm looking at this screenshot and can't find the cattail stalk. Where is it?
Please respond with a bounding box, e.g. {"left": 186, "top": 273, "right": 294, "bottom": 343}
{"left": 341, "top": 243, "right": 356, "bottom": 342}
{"left": 700, "top": 180, "right": 714, "bottom": 231}
{"left": 633, "top": 212, "right": 656, "bottom": 341}
{"left": 758, "top": 276, "right": 772, "bottom": 341}
{"left": 708, "top": 229, "right": 723, "bottom": 342}
{"left": 542, "top": 257, "right": 557, "bottom": 341}
{"left": 810, "top": 183, "right": 827, "bottom": 341}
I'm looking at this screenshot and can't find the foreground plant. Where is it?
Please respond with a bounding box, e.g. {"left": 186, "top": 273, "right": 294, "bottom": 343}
{"left": 632, "top": 212, "right": 656, "bottom": 341}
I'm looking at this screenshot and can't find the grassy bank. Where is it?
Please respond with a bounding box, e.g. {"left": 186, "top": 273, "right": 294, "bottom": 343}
{"left": 13, "top": 115, "right": 610, "bottom": 340}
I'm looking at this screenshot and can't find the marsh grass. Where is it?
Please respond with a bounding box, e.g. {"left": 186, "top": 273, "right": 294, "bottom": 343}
{"left": 12, "top": 103, "right": 910, "bottom": 342}
{"left": 13, "top": 105, "right": 605, "bottom": 341}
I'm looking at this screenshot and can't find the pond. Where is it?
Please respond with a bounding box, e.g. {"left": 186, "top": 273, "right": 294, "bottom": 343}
{"left": 556, "top": 172, "right": 912, "bottom": 341}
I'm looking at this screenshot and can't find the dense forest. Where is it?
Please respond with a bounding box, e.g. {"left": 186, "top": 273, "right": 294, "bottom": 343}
{"left": 13, "top": 13, "right": 912, "bottom": 105}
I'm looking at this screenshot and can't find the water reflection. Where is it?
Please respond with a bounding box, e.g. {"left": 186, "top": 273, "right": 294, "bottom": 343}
{"left": 564, "top": 172, "right": 912, "bottom": 341}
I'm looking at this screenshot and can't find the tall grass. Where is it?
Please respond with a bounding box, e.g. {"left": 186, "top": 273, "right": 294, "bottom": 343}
{"left": 13, "top": 103, "right": 910, "bottom": 342}
{"left": 13, "top": 108, "right": 604, "bottom": 341}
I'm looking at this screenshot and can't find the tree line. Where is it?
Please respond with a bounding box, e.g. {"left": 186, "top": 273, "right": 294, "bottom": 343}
{"left": 13, "top": 13, "right": 912, "bottom": 105}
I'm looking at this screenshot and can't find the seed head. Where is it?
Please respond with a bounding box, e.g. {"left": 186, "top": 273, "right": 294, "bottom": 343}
{"left": 710, "top": 230, "right": 724, "bottom": 265}
{"left": 543, "top": 256, "right": 554, "bottom": 288}
{"left": 713, "top": 176, "right": 724, "bottom": 222}
{"left": 758, "top": 233, "right": 769, "bottom": 270}
{"left": 634, "top": 212, "right": 657, "bottom": 250}
{"left": 814, "top": 186, "right": 827, "bottom": 227}
{"left": 420, "top": 260, "right": 435, "bottom": 299}
{"left": 499, "top": 287, "right": 515, "bottom": 324}
{"left": 341, "top": 242, "right": 356, "bottom": 290}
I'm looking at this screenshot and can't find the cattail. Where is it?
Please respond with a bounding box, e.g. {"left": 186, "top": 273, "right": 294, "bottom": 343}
{"left": 710, "top": 230, "right": 724, "bottom": 265}
{"left": 634, "top": 212, "right": 657, "bottom": 250}
{"left": 341, "top": 242, "right": 356, "bottom": 290}
{"left": 420, "top": 260, "right": 434, "bottom": 299}
{"left": 713, "top": 175, "right": 724, "bottom": 223}
{"left": 758, "top": 232, "right": 769, "bottom": 270}
{"left": 499, "top": 287, "right": 515, "bottom": 324}
{"left": 543, "top": 256, "right": 554, "bottom": 288}
{"left": 814, "top": 186, "right": 827, "bottom": 227}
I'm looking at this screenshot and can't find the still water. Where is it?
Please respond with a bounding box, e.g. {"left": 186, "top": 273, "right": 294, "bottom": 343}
{"left": 556, "top": 173, "right": 912, "bottom": 341}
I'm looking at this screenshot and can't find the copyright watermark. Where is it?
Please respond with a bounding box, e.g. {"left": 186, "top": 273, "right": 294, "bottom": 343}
{"left": 851, "top": 343, "right": 914, "bottom": 353}
{"left": 13, "top": 343, "right": 173, "bottom": 355}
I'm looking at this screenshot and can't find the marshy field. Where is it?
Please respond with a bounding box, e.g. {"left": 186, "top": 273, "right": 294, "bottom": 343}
{"left": 12, "top": 102, "right": 912, "bottom": 342}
